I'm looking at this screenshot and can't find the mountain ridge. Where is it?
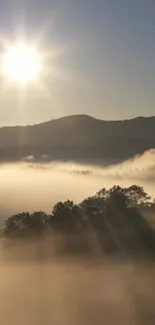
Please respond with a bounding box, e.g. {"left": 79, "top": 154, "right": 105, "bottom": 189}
{"left": 2, "top": 114, "right": 155, "bottom": 128}
{"left": 0, "top": 114, "right": 155, "bottom": 163}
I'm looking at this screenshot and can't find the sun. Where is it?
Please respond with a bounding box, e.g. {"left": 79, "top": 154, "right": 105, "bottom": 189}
{"left": 3, "top": 43, "right": 42, "bottom": 83}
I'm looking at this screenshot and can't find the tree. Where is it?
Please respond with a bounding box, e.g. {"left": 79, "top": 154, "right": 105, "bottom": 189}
{"left": 4, "top": 212, "right": 30, "bottom": 237}
{"left": 123, "top": 185, "right": 151, "bottom": 208}
{"left": 106, "top": 186, "right": 128, "bottom": 206}
{"left": 4, "top": 211, "right": 49, "bottom": 237}
{"left": 51, "top": 200, "right": 81, "bottom": 232}
{"left": 80, "top": 188, "right": 107, "bottom": 216}
{"left": 103, "top": 185, "right": 151, "bottom": 208}
{"left": 27, "top": 211, "right": 49, "bottom": 235}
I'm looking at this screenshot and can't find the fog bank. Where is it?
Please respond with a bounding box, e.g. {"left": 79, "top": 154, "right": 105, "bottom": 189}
{"left": 1, "top": 149, "right": 155, "bottom": 223}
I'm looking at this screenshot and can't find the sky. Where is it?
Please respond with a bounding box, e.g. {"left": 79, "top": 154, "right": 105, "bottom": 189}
{"left": 0, "top": 0, "right": 155, "bottom": 126}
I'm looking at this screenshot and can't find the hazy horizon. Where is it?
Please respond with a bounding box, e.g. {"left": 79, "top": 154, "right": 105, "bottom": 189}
{"left": 0, "top": 113, "right": 155, "bottom": 128}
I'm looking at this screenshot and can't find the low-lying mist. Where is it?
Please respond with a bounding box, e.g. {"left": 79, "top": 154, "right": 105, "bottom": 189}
{"left": 1, "top": 254, "right": 155, "bottom": 325}
{"left": 1, "top": 150, "right": 155, "bottom": 325}
{"left": 1, "top": 149, "right": 155, "bottom": 223}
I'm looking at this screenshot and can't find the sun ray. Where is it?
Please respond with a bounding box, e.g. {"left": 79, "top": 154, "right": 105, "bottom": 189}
{"left": 0, "top": 16, "right": 69, "bottom": 101}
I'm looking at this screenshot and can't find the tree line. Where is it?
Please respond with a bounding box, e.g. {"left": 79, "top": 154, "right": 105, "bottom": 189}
{"left": 2, "top": 185, "right": 152, "bottom": 237}
{"left": 2, "top": 185, "right": 155, "bottom": 258}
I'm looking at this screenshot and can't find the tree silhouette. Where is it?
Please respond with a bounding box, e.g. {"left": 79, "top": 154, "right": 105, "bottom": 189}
{"left": 80, "top": 188, "right": 108, "bottom": 217}
{"left": 4, "top": 212, "right": 30, "bottom": 237}
{"left": 51, "top": 200, "right": 82, "bottom": 232}
{"left": 27, "top": 211, "right": 49, "bottom": 236}
{"left": 4, "top": 211, "right": 49, "bottom": 237}
{"left": 123, "top": 185, "right": 151, "bottom": 208}
{"left": 3, "top": 185, "right": 155, "bottom": 259}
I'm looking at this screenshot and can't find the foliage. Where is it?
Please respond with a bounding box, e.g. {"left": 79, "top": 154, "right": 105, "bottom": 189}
{"left": 51, "top": 200, "right": 82, "bottom": 232}
{"left": 4, "top": 211, "right": 49, "bottom": 237}
{"left": 123, "top": 185, "right": 151, "bottom": 208}
{"left": 2, "top": 184, "right": 155, "bottom": 258}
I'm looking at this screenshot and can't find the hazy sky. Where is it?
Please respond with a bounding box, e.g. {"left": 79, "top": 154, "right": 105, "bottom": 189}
{"left": 0, "top": 0, "right": 155, "bottom": 125}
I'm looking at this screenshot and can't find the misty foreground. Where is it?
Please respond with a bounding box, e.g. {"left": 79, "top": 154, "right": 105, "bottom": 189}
{"left": 1, "top": 255, "right": 155, "bottom": 325}
{"left": 1, "top": 185, "right": 155, "bottom": 325}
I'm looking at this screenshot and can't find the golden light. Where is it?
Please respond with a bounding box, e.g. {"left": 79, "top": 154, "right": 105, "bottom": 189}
{"left": 2, "top": 43, "right": 42, "bottom": 83}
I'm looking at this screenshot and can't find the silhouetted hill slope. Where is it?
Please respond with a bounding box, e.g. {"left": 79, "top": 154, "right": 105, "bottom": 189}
{"left": 0, "top": 115, "right": 155, "bottom": 162}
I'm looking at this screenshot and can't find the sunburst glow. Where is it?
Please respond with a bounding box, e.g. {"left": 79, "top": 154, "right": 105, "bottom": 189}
{"left": 3, "top": 43, "right": 42, "bottom": 83}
